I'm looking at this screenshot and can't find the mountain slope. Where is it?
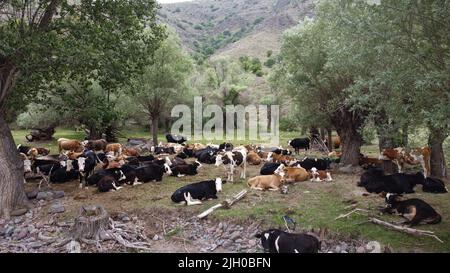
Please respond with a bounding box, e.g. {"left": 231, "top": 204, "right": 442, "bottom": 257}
{"left": 158, "top": 0, "right": 315, "bottom": 60}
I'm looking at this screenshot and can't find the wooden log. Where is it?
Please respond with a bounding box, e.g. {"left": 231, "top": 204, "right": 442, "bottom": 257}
{"left": 369, "top": 217, "right": 443, "bottom": 243}
{"left": 197, "top": 190, "right": 247, "bottom": 219}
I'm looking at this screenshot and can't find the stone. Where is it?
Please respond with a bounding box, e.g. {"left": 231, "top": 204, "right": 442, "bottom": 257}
{"left": 26, "top": 188, "right": 40, "bottom": 199}
{"left": 36, "top": 192, "right": 52, "bottom": 201}
{"left": 218, "top": 222, "right": 224, "bottom": 230}
{"left": 52, "top": 190, "right": 65, "bottom": 199}
{"left": 67, "top": 240, "right": 81, "bottom": 253}
{"left": 235, "top": 239, "right": 243, "bottom": 243}
{"left": 15, "top": 229, "right": 28, "bottom": 240}
{"left": 29, "top": 242, "right": 44, "bottom": 249}
{"left": 248, "top": 239, "right": 257, "bottom": 247}
{"left": 5, "top": 226, "right": 14, "bottom": 237}
{"left": 14, "top": 217, "right": 24, "bottom": 224}
{"left": 49, "top": 203, "right": 65, "bottom": 214}
{"left": 334, "top": 246, "right": 342, "bottom": 253}
{"left": 11, "top": 208, "right": 28, "bottom": 217}
{"left": 153, "top": 234, "right": 160, "bottom": 241}
{"left": 356, "top": 246, "right": 366, "bottom": 253}
{"left": 230, "top": 231, "right": 240, "bottom": 241}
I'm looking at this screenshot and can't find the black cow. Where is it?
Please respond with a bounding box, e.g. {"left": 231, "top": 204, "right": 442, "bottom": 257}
{"left": 154, "top": 146, "right": 176, "bottom": 155}
{"left": 176, "top": 152, "right": 188, "bottom": 159}
{"left": 120, "top": 164, "right": 138, "bottom": 185}
{"left": 421, "top": 177, "right": 448, "bottom": 193}
{"left": 195, "top": 148, "right": 219, "bottom": 164}
{"left": 97, "top": 176, "right": 123, "bottom": 193}
{"left": 17, "top": 144, "right": 32, "bottom": 155}
{"left": 358, "top": 172, "right": 424, "bottom": 194}
{"left": 381, "top": 193, "right": 442, "bottom": 226}
{"left": 171, "top": 178, "right": 224, "bottom": 205}
{"left": 255, "top": 229, "right": 320, "bottom": 253}
{"left": 288, "top": 138, "right": 310, "bottom": 154}
{"left": 296, "top": 157, "right": 331, "bottom": 171}
{"left": 260, "top": 162, "right": 282, "bottom": 175}
{"left": 86, "top": 168, "right": 126, "bottom": 186}
{"left": 272, "top": 148, "right": 292, "bottom": 156}
{"left": 219, "top": 142, "right": 234, "bottom": 151}
{"left": 166, "top": 134, "right": 187, "bottom": 144}
{"left": 171, "top": 161, "right": 202, "bottom": 177}
{"left": 358, "top": 166, "right": 384, "bottom": 187}
{"left": 50, "top": 168, "right": 80, "bottom": 184}
{"left": 134, "top": 162, "right": 172, "bottom": 182}
{"left": 76, "top": 150, "right": 98, "bottom": 188}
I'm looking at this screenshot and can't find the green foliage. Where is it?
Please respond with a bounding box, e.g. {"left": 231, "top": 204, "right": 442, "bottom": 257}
{"left": 267, "top": 50, "right": 273, "bottom": 58}
{"left": 239, "top": 56, "right": 263, "bottom": 76}
{"left": 253, "top": 17, "right": 264, "bottom": 25}
{"left": 264, "top": 58, "right": 276, "bottom": 68}
{"left": 1, "top": 0, "right": 165, "bottom": 121}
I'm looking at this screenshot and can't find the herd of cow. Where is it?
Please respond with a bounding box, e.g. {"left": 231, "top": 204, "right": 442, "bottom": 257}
{"left": 17, "top": 134, "right": 448, "bottom": 253}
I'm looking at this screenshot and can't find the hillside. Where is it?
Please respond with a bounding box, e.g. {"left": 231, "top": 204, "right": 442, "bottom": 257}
{"left": 158, "top": 0, "right": 315, "bottom": 60}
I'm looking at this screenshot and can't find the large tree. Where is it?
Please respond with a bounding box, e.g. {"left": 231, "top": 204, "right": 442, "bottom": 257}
{"left": 129, "top": 30, "right": 193, "bottom": 145}
{"left": 0, "top": 0, "right": 165, "bottom": 217}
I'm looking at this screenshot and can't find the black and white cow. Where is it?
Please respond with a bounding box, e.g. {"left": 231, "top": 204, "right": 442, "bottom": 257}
{"left": 287, "top": 138, "right": 310, "bottom": 154}
{"left": 170, "top": 160, "right": 202, "bottom": 177}
{"left": 381, "top": 193, "right": 442, "bottom": 226}
{"left": 75, "top": 150, "right": 98, "bottom": 188}
{"left": 166, "top": 134, "right": 187, "bottom": 144}
{"left": 421, "top": 177, "right": 448, "bottom": 193}
{"left": 295, "top": 157, "right": 331, "bottom": 171}
{"left": 219, "top": 142, "right": 234, "bottom": 151}
{"left": 97, "top": 176, "right": 123, "bottom": 193}
{"left": 171, "top": 178, "right": 224, "bottom": 206}
{"left": 358, "top": 171, "right": 424, "bottom": 194}
{"left": 271, "top": 148, "right": 292, "bottom": 156}
{"left": 153, "top": 146, "right": 176, "bottom": 155}
{"left": 86, "top": 168, "right": 127, "bottom": 186}
{"left": 255, "top": 229, "right": 320, "bottom": 253}
{"left": 260, "top": 162, "right": 282, "bottom": 175}
{"left": 215, "top": 149, "right": 247, "bottom": 182}
{"left": 134, "top": 162, "right": 172, "bottom": 183}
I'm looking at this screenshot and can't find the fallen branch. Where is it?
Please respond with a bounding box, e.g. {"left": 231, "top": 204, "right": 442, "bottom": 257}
{"left": 369, "top": 217, "right": 444, "bottom": 243}
{"left": 335, "top": 208, "right": 368, "bottom": 220}
{"left": 197, "top": 190, "right": 248, "bottom": 219}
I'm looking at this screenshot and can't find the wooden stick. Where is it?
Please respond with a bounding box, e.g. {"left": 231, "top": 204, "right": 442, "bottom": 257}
{"left": 334, "top": 208, "right": 368, "bottom": 220}
{"left": 369, "top": 217, "right": 444, "bottom": 243}
{"left": 197, "top": 190, "right": 248, "bottom": 219}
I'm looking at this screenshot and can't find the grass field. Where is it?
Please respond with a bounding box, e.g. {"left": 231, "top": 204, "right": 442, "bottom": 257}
{"left": 13, "top": 127, "right": 450, "bottom": 253}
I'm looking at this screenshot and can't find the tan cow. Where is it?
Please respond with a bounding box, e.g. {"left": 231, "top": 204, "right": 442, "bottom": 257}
{"left": 106, "top": 143, "right": 123, "bottom": 156}
{"left": 283, "top": 167, "right": 309, "bottom": 183}
{"left": 58, "top": 138, "right": 83, "bottom": 153}
{"left": 123, "top": 147, "right": 140, "bottom": 157}
{"left": 247, "top": 165, "right": 285, "bottom": 191}
{"left": 309, "top": 167, "right": 333, "bottom": 182}
{"left": 246, "top": 151, "right": 262, "bottom": 165}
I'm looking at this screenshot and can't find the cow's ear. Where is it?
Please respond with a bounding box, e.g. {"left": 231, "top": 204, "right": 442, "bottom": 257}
{"left": 255, "top": 233, "right": 262, "bottom": 238}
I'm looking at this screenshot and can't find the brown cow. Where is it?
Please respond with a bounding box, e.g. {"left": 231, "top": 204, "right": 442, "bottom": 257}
{"left": 270, "top": 153, "right": 296, "bottom": 165}
{"left": 246, "top": 151, "right": 262, "bottom": 165}
{"left": 106, "top": 143, "right": 123, "bottom": 156}
{"left": 247, "top": 166, "right": 285, "bottom": 191}
{"left": 83, "top": 139, "right": 107, "bottom": 152}
{"left": 379, "top": 147, "right": 430, "bottom": 177}
{"left": 283, "top": 167, "right": 309, "bottom": 183}
{"left": 67, "top": 151, "right": 83, "bottom": 160}
{"left": 58, "top": 138, "right": 83, "bottom": 153}
{"left": 359, "top": 155, "right": 382, "bottom": 168}
{"left": 123, "top": 147, "right": 140, "bottom": 157}
{"left": 309, "top": 167, "right": 333, "bottom": 182}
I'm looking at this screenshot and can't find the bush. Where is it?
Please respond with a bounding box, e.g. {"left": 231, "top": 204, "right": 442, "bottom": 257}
{"left": 264, "top": 58, "right": 276, "bottom": 68}
{"left": 280, "top": 117, "right": 299, "bottom": 132}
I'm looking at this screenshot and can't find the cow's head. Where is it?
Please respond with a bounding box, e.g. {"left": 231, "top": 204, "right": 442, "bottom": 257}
{"left": 274, "top": 164, "right": 285, "bottom": 178}
{"left": 215, "top": 177, "right": 223, "bottom": 192}
{"left": 215, "top": 154, "right": 224, "bottom": 166}
{"left": 150, "top": 146, "right": 155, "bottom": 153}
{"left": 23, "top": 159, "right": 32, "bottom": 173}
{"left": 266, "top": 152, "right": 273, "bottom": 162}
{"left": 59, "top": 160, "right": 67, "bottom": 168}
{"left": 77, "top": 157, "right": 86, "bottom": 172}
{"left": 118, "top": 170, "right": 126, "bottom": 181}
{"left": 81, "top": 140, "right": 89, "bottom": 146}
{"left": 165, "top": 156, "right": 172, "bottom": 166}
{"left": 164, "top": 163, "right": 172, "bottom": 175}
{"left": 385, "top": 193, "right": 402, "bottom": 207}
{"left": 311, "top": 167, "right": 318, "bottom": 175}
{"left": 194, "top": 160, "right": 202, "bottom": 169}
{"left": 66, "top": 160, "right": 74, "bottom": 172}
{"left": 255, "top": 229, "right": 281, "bottom": 253}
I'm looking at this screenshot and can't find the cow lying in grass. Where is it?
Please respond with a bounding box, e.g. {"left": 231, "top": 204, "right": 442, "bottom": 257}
{"left": 247, "top": 165, "right": 285, "bottom": 191}
{"left": 171, "top": 178, "right": 224, "bottom": 206}
{"left": 358, "top": 168, "right": 424, "bottom": 194}
{"left": 255, "top": 229, "right": 320, "bottom": 253}
{"left": 381, "top": 193, "right": 442, "bottom": 227}
{"left": 309, "top": 167, "right": 333, "bottom": 182}
{"left": 421, "top": 177, "right": 448, "bottom": 193}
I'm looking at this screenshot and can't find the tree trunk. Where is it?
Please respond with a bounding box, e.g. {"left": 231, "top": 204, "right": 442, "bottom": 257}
{"left": 401, "top": 123, "right": 409, "bottom": 147}
{"left": 327, "top": 128, "right": 333, "bottom": 152}
{"left": 331, "top": 108, "right": 364, "bottom": 166}
{"left": 428, "top": 127, "right": 448, "bottom": 178}
{"left": 151, "top": 116, "right": 159, "bottom": 145}
{"left": 0, "top": 114, "right": 28, "bottom": 218}
{"left": 375, "top": 111, "right": 397, "bottom": 174}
